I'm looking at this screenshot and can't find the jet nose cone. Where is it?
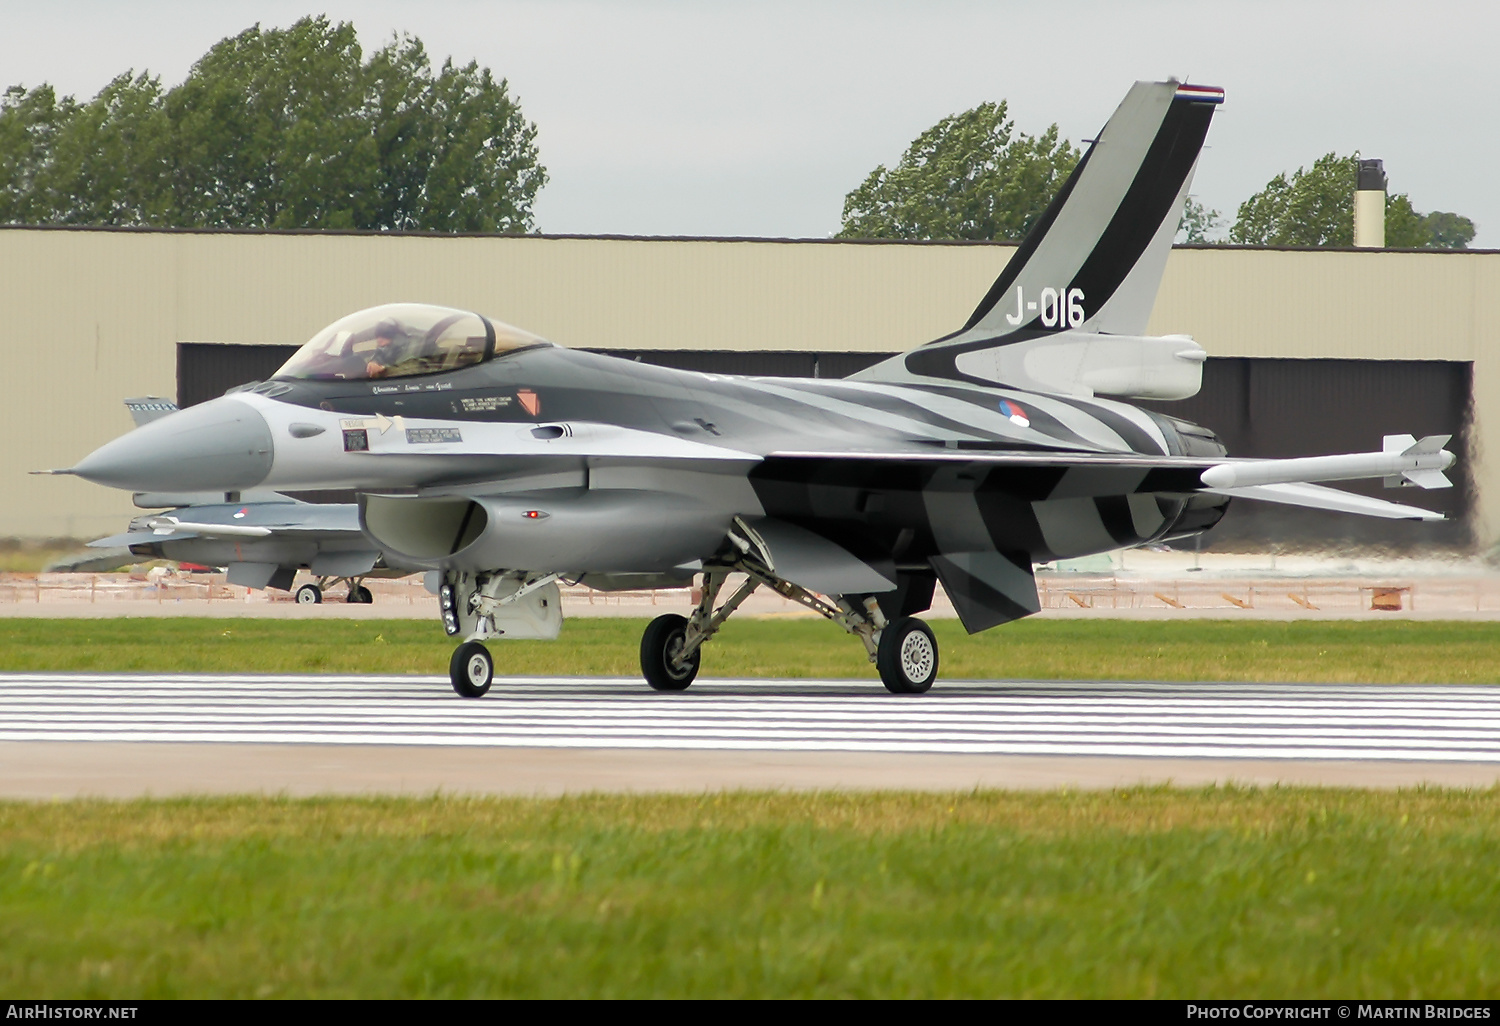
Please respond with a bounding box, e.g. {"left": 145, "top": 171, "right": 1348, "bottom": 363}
{"left": 73, "top": 397, "right": 274, "bottom": 491}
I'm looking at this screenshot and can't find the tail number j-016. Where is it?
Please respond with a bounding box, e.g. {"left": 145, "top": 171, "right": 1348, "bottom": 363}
{"left": 1004, "top": 286, "right": 1085, "bottom": 328}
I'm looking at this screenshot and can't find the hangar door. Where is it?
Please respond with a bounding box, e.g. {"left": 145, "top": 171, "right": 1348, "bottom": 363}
{"left": 1137, "top": 358, "right": 1473, "bottom": 551}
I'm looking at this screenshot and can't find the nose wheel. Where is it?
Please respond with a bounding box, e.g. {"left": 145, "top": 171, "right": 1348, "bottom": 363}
{"left": 450, "top": 640, "right": 494, "bottom": 697}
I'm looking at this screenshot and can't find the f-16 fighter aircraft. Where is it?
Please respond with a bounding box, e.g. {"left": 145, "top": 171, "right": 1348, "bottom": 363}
{"left": 62, "top": 80, "right": 1455, "bottom": 697}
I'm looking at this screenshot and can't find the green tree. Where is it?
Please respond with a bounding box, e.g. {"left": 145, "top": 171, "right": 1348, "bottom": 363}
{"left": 164, "top": 18, "right": 378, "bottom": 229}
{"left": 1177, "top": 198, "right": 1222, "bottom": 244}
{"left": 0, "top": 84, "right": 74, "bottom": 224}
{"left": 405, "top": 54, "right": 545, "bottom": 232}
{"left": 1229, "top": 153, "right": 1358, "bottom": 246}
{"left": 837, "top": 101, "right": 1079, "bottom": 241}
{"left": 362, "top": 36, "right": 544, "bottom": 232}
{"left": 1229, "top": 153, "right": 1475, "bottom": 249}
{"left": 1423, "top": 211, "right": 1476, "bottom": 249}
{"left": 40, "top": 73, "right": 170, "bottom": 225}
{"left": 0, "top": 16, "right": 545, "bottom": 232}
{"left": 1383, "top": 192, "right": 1430, "bottom": 249}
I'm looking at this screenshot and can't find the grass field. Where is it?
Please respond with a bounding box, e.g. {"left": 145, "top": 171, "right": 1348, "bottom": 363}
{"left": 3, "top": 789, "right": 1498, "bottom": 998}
{"left": 3, "top": 617, "right": 1500, "bottom": 683}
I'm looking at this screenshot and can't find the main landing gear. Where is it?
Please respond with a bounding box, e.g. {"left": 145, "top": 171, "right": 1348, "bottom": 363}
{"left": 294, "top": 578, "right": 373, "bottom": 605}
{"left": 639, "top": 522, "right": 939, "bottom": 695}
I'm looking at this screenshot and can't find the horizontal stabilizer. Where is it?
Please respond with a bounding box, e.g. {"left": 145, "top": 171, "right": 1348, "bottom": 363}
{"left": 929, "top": 551, "right": 1040, "bottom": 634}
{"left": 1204, "top": 482, "right": 1444, "bottom": 521}
{"left": 45, "top": 548, "right": 135, "bottom": 573}
{"left": 87, "top": 532, "right": 154, "bottom": 549}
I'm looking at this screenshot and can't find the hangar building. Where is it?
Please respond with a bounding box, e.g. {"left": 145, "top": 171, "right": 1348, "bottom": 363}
{"left": 1, "top": 226, "right": 1494, "bottom": 552}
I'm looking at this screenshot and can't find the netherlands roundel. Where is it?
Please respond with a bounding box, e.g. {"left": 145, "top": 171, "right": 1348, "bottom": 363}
{"left": 998, "top": 399, "right": 1030, "bottom": 428}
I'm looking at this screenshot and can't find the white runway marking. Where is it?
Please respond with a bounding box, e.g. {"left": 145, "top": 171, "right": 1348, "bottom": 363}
{"left": 1, "top": 674, "right": 1499, "bottom": 762}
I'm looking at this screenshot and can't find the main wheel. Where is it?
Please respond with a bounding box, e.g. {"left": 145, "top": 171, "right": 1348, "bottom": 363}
{"left": 295, "top": 583, "right": 322, "bottom": 605}
{"left": 640, "top": 613, "right": 700, "bottom": 691}
{"left": 449, "top": 640, "right": 494, "bottom": 698}
{"left": 877, "top": 617, "right": 939, "bottom": 694}
{"left": 346, "top": 585, "right": 373, "bottom": 604}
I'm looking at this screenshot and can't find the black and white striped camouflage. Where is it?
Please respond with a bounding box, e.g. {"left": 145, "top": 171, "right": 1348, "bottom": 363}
{"left": 82, "top": 81, "right": 1448, "bottom": 639}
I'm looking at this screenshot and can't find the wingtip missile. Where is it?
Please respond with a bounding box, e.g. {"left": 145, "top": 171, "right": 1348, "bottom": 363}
{"left": 1200, "top": 436, "right": 1456, "bottom": 492}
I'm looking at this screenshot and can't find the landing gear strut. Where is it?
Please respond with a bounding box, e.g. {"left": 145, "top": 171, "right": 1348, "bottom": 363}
{"left": 638, "top": 518, "right": 940, "bottom": 695}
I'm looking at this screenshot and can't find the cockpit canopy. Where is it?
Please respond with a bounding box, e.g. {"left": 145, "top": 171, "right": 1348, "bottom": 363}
{"left": 274, "top": 303, "right": 552, "bottom": 382}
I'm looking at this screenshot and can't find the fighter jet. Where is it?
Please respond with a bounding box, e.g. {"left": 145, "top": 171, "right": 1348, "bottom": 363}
{"left": 77, "top": 398, "right": 420, "bottom": 603}
{"left": 61, "top": 80, "right": 1455, "bottom": 696}
{"left": 87, "top": 498, "right": 407, "bottom": 604}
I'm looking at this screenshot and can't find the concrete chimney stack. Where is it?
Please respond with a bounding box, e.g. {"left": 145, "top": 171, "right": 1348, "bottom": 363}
{"left": 1355, "top": 158, "right": 1387, "bottom": 248}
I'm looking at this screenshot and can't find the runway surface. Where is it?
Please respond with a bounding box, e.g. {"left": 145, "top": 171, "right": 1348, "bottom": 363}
{"left": 3, "top": 673, "right": 1499, "bottom": 796}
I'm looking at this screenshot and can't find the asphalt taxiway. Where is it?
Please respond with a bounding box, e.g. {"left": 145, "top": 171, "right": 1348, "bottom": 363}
{"left": 2, "top": 673, "right": 1498, "bottom": 796}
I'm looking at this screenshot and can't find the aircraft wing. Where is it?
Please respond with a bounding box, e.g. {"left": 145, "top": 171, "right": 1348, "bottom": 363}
{"left": 763, "top": 433, "right": 1454, "bottom": 521}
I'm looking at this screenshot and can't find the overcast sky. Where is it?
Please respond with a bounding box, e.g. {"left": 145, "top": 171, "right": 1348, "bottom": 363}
{"left": 3, "top": 1, "right": 1496, "bottom": 244}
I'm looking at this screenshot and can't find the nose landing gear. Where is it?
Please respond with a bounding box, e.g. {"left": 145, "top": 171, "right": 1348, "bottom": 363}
{"left": 450, "top": 640, "right": 494, "bottom": 697}
{"left": 441, "top": 570, "right": 564, "bottom": 697}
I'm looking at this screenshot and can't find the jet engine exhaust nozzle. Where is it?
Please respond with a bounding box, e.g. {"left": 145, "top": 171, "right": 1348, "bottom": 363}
{"left": 71, "top": 397, "right": 275, "bottom": 492}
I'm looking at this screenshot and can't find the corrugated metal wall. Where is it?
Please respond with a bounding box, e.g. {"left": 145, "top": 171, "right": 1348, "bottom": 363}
{"left": 2, "top": 227, "right": 1496, "bottom": 546}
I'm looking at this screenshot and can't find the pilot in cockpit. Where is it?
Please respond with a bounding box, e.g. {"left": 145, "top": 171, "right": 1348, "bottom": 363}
{"left": 364, "top": 321, "right": 409, "bottom": 378}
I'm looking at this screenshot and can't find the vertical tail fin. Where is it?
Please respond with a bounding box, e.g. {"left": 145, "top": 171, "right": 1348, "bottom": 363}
{"left": 124, "top": 396, "right": 180, "bottom": 428}
{"left": 856, "top": 80, "right": 1222, "bottom": 388}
